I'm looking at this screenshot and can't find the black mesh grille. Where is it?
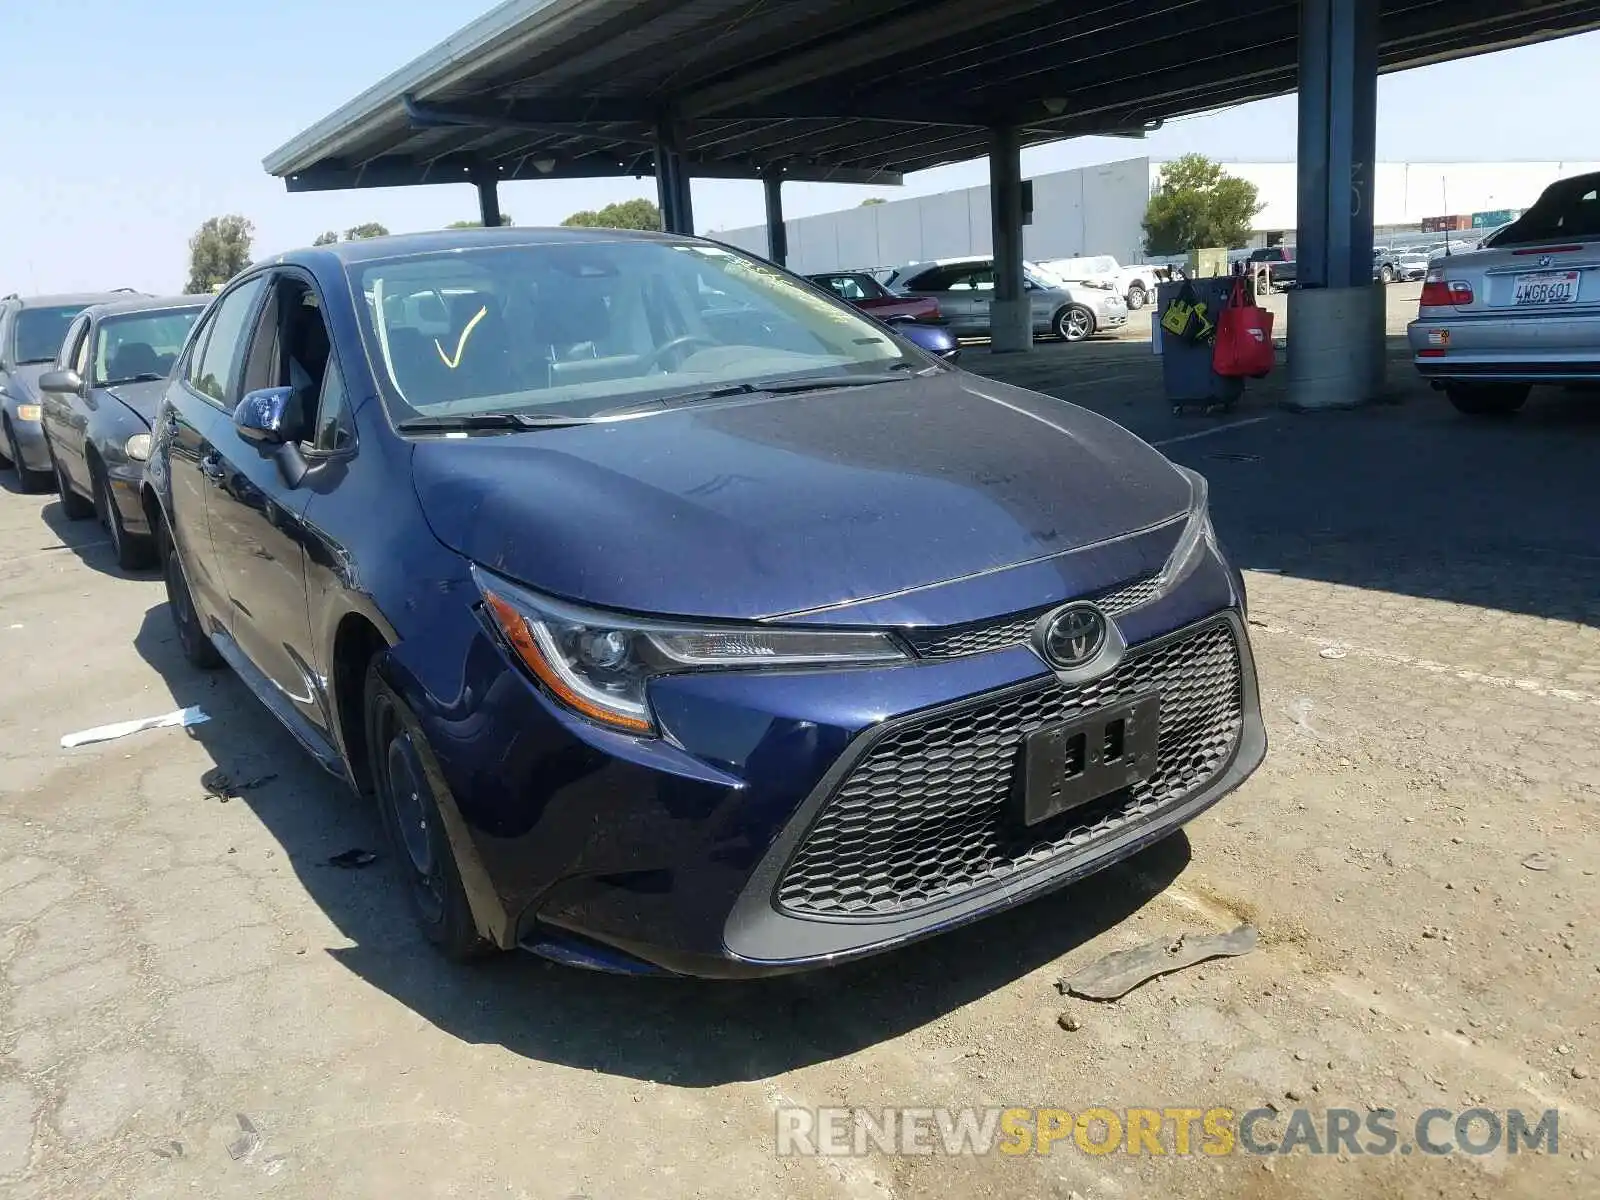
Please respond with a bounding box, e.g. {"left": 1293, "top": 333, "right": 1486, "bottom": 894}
{"left": 902, "top": 575, "right": 1162, "bottom": 660}
{"left": 776, "top": 619, "right": 1242, "bottom": 918}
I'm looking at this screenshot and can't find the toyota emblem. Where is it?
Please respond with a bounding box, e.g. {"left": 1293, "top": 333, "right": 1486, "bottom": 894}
{"left": 1032, "top": 601, "right": 1126, "bottom": 682}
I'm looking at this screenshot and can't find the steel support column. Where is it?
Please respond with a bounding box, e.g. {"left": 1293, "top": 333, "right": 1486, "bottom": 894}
{"left": 1287, "top": 0, "right": 1385, "bottom": 409}
{"left": 763, "top": 172, "right": 788, "bottom": 266}
{"left": 988, "top": 125, "right": 1031, "bottom": 354}
{"left": 653, "top": 117, "right": 695, "bottom": 235}
{"left": 475, "top": 174, "right": 503, "bottom": 227}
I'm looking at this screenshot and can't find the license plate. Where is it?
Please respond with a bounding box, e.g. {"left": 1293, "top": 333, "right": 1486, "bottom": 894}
{"left": 1513, "top": 271, "right": 1580, "bottom": 305}
{"left": 1016, "top": 695, "right": 1160, "bottom": 826}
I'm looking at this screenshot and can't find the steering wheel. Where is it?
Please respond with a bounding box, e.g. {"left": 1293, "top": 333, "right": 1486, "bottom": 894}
{"left": 642, "top": 334, "right": 718, "bottom": 372}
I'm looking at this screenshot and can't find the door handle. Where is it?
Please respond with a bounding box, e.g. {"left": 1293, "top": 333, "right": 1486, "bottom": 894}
{"left": 200, "top": 454, "right": 225, "bottom": 482}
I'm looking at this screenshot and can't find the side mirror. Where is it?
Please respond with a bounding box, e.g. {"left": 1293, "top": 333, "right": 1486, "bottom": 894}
{"left": 882, "top": 314, "right": 915, "bottom": 325}
{"left": 233, "top": 386, "right": 302, "bottom": 446}
{"left": 38, "top": 369, "right": 84, "bottom": 395}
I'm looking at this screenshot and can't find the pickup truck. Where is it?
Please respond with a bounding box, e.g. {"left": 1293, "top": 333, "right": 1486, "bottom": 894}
{"left": 1036, "top": 255, "right": 1163, "bottom": 310}
{"left": 1246, "top": 246, "right": 1297, "bottom": 290}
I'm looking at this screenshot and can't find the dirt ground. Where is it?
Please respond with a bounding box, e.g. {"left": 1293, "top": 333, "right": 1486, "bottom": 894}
{"left": 2, "top": 314, "right": 1597, "bottom": 1198}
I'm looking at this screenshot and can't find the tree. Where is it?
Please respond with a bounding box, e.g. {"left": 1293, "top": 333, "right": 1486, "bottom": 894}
{"left": 860, "top": 197, "right": 887, "bottom": 207}
{"left": 186, "top": 215, "right": 254, "bottom": 294}
{"left": 446, "top": 214, "right": 514, "bottom": 228}
{"left": 560, "top": 198, "right": 662, "bottom": 231}
{"left": 1142, "top": 155, "right": 1263, "bottom": 256}
{"left": 312, "top": 230, "right": 339, "bottom": 247}
{"left": 344, "top": 222, "right": 390, "bottom": 240}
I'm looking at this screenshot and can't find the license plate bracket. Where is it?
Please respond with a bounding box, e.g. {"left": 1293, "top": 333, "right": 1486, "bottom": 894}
{"left": 1016, "top": 695, "right": 1161, "bottom": 826}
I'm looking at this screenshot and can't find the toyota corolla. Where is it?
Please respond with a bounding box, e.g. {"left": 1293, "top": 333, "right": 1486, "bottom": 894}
{"left": 142, "top": 229, "right": 1264, "bottom": 976}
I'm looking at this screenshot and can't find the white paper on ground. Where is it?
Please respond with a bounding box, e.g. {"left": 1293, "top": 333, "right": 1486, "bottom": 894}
{"left": 60, "top": 706, "right": 210, "bottom": 749}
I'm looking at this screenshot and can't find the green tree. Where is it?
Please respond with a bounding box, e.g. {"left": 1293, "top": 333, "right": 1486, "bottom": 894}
{"left": 344, "top": 222, "right": 390, "bottom": 240}
{"left": 560, "top": 198, "right": 662, "bottom": 231}
{"left": 312, "top": 230, "right": 339, "bottom": 247}
{"left": 1142, "top": 155, "right": 1262, "bottom": 256}
{"left": 446, "top": 214, "right": 515, "bottom": 228}
{"left": 185, "top": 215, "right": 254, "bottom": 294}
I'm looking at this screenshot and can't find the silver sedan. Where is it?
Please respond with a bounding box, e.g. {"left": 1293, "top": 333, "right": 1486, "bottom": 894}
{"left": 1408, "top": 171, "right": 1600, "bottom": 415}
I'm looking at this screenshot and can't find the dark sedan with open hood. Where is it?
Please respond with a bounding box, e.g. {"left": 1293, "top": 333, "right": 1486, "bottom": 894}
{"left": 143, "top": 228, "right": 1264, "bottom": 977}
{"left": 38, "top": 295, "right": 207, "bottom": 566}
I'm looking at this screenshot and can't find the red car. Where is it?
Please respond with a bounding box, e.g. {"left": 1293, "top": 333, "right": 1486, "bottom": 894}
{"left": 807, "top": 271, "right": 942, "bottom": 323}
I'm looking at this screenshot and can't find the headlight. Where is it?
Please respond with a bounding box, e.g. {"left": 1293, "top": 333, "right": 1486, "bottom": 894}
{"left": 1153, "top": 466, "right": 1217, "bottom": 597}
{"left": 125, "top": 434, "right": 152, "bottom": 462}
{"left": 472, "top": 565, "right": 907, "bottom": 735}
{"left": 15, "top": 404, "right": 41, "bottom": 422}
{"left": 1078, "top": 279, "right": 1115, "bottom": 290}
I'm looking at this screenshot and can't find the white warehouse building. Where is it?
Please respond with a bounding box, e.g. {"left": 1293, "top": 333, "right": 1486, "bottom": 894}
{"left": 714, "top": 157, "right": 1600, "bottom": 274}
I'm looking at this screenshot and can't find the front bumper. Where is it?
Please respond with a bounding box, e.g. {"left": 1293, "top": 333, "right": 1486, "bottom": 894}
{"left": 1095, "top": 296, "right": 1130, "bottom": 328}
{"left": 1408, "top": 310, "right": 1600, "bottom": 381}
{"left": 418, "top": 539, "right": 1262, "bottom": 978}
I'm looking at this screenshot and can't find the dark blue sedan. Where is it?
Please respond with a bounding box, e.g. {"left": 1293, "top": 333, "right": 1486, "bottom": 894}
{"left": 142, "top": 228, "right": 1264, "bottom": 977}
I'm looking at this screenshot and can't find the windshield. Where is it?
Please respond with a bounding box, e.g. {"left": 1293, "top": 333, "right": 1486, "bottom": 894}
{"left": 93, "top": 307, "right": 202, "bottom": 385}
{"left": 12, "top": 305, "right": 87, "bottom": 365}
{"left": 1496, "top": 180, "right": 1600, "bottom": 244}
{"left": 350, "top": 239, "right": 913, "bottom": 422}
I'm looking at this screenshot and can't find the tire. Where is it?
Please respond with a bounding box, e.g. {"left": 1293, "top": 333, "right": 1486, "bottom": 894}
{"left": 51, "top": 448, "right": 94, "bottom": 520}
{"left": 364, "top": 661, "right": 491, "bottom": 961}
{"left": 1126, "top": 283, "right": 1148, "bottom": 311}
{"left": 95, "top": 465, "right": 156, "bottom": 570}
{"left": 4, "top": 421, "right": 48, "bottom": 493}
{"left": 1445, "top": 383, "right": 1530, "bottom": 417}
{"left": 1379, "top": 265, "right": 1394, "bottom": 284}
{"left": 1055, "top": 305, "right": 1096, "bottom": 343}
{"left": 160, "top": 517, "right": 223, "bottom": 669}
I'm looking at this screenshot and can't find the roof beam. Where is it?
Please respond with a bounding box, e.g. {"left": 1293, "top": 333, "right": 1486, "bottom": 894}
{"left": 282, "top": 153, "right": 901, "bottom": 193}
{"left": 402, "top": 93, "right": 659, "bottom": 147}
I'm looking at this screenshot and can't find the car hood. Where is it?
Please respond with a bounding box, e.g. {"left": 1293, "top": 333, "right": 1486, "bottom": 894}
{"left": 411, "top": 372, "right": 1191, "bottom": 622}
{"left": 103, "top": 379, "right": 165, "bottom": 425}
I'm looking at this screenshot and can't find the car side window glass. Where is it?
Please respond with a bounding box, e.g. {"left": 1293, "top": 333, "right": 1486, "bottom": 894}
{"left": 60, "top": 317, "right": 90, "bottom": 373}
{"left": 310, "top": 357, "right": 354, "bottom": 453}
{"left": 191, "top": 278, "right": 266, "bottom": 406}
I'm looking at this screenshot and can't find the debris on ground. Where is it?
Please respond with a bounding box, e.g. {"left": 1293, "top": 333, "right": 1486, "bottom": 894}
{"left": 226, "top": 1114, "right": 260, "bottom": 1161}
{"left": 202, "top": 769, "right": 279, "bottom": 802}
{"left": 1318, "top": 647, "right": 1348, "bottom": 661}
{"left": 328, "top": 848, "right": 378, "bottom": 869}
{"left": 1522, "top": 852, "right": 1556, "bottom": 872}
{"left": 1059, "top": 925, "right": 1258, "bottom": 1001}
{"left": 1057, "top": 1012, "right": 1083, "bottom": 1032}
{"left": 60, "top": 705, "right": 209, "bottom": 748}
{"left": 151, "top": 1141, "right": 184, "bottom": 1160}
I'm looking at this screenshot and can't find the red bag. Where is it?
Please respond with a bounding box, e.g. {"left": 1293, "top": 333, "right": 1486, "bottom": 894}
{"left": 1212, "top": 279, "right": 1275, "bottom": 378}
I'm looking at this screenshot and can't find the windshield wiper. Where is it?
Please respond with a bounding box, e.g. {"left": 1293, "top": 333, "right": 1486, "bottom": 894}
{"left": 397, "top": 412, "right": 589, "bottom": 433}
{"left": 600, "top": 373, "right": 907, "bottom": 418}
{"left": 102, "top": 373, "right": 165, "bottom": 386}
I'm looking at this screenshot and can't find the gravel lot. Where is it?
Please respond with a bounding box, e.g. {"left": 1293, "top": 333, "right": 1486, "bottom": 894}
{"left": 2, "top": 325, "right": 1597, "bottom": 1198}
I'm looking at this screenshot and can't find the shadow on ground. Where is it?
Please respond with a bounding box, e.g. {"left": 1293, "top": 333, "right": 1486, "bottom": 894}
{"left": 976, "top": 334, "right": 1600, "bottom": 627}
{"left": 133, "top": 603, "right": 1191, "bottom": 1086}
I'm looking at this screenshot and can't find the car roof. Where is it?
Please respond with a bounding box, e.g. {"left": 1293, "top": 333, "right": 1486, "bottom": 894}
{"left": 3, "top": 291, "right": 142, "bottom": 309}
{"left": 272, "top": 225, "right": 686, "bottom": 269}
{"left": 85, "top": 294, "right": 211, "bottom": 319}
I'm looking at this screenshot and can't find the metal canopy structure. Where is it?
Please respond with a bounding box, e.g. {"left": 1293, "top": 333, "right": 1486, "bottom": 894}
{"left": 263, "top": 0, "right": 1600, "bottom": 199}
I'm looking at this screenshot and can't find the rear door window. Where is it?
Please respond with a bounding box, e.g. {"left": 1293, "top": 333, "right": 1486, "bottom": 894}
{"left": 188, "top": 278, "right": 267, "bottom": 407}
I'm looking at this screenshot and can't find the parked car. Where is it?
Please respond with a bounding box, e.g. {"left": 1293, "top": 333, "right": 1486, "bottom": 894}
{"left": 1246, "top": 247, "right": 1296, "bottom": 290}
{"left": 144, "top": 228, "right": 1262, "bottom": 976}
{"left": 1373, "top": 247, "right": 1428, "bottom": 284}
{"left": 805, "top": 271, "right": 941, "bottom": 323}
{"left": 0, "top": 291, "right": 140, "bottom": 490}
{"left": 1036, "top": 255, "right": 1162, "bottom": 310}
{"left": 1408, "top": 170, "right": 1600, "bottom": 415}
{"left": 883, "top": 256, "right": 1127, "bottom": 341}
{"left": 36, "top": 294, "right": 207, "bottom": 566}
{"left": 896, "top": 320, "right": 961, "bottom": 363}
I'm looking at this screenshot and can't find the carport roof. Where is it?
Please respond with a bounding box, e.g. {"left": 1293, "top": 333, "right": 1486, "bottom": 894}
{"left": 264, "top": 0, "right": 1600, "bottom": 194}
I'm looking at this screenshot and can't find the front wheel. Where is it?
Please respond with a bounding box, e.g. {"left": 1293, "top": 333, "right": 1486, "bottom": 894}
{"left": 1445, "top": 383, "right": 1530, "bottom": 416}
{"left": 1055, "top": 305, "right": 1096, "bottom": 343}
{"left": 1379, "top": 265, "right": 1394, "bottom": 284}
{"left": 1125, "top": 284, "right": 1148, "bottom": 311}
{"left": 4, "top": 422, "right": 48, "bottom": 493}
{"left": 160, "top": 518, "right": 222, "bottom": 669}
{"left": 364, "top": 661, "right": 491, "bottom": 961}
{"left": 98, "top": 469, "right": 156, "bottom": 570}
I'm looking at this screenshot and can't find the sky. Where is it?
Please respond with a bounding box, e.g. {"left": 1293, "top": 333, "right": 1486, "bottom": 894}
{"left": 4, "top": 1, "right": 1599, "bottom": 295}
